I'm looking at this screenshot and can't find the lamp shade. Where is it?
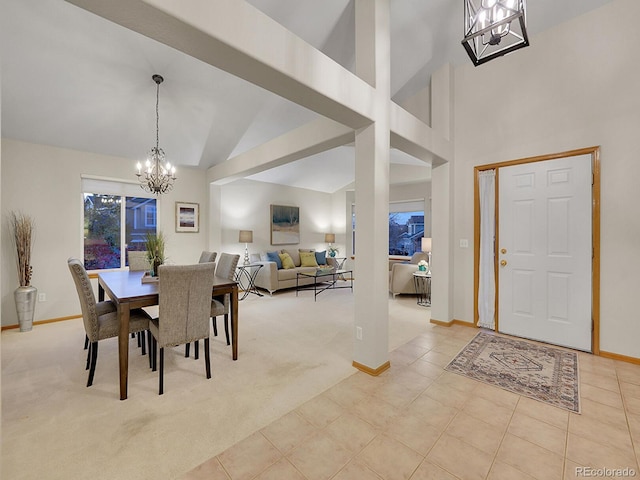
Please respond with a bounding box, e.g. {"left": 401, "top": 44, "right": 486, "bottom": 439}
{"left": 239, "top": 230, "right": 253, "bottom": 243}
{"left": 421, "top": 237, "right": 432, "bottom": 253}
{"left": 324, "top": 233, "right": 335, "bottom": 243}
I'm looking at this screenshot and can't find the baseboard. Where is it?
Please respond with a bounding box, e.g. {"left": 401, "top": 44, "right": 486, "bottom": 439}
{"left": 1, "top": 315, "right": 81, "bottom": 331}
{"left": 430, "top": 318, "right": 476, "bottom": 328}
{"left": 352, "top": 360, "right": 391, "bottom": 376}
{"left": 599, "top": 350, "right": 640, "bottom": 365}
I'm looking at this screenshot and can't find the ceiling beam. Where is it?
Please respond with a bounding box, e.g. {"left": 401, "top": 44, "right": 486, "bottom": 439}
{"left": 207, "top": 118, "right": 354, "bottom": 185}
{"left": 66, "top": 0, "right": 376, "bottom": 130}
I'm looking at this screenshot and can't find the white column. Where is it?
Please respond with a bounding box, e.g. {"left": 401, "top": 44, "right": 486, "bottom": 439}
{"left": 353, "top": 0, "right": 391, "bottom": 373}
{"left": 430, "top": 64, "right": 454, "bottom": 324}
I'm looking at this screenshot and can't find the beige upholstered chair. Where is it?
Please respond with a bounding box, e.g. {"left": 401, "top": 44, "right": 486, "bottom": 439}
{"left": 198, "top": 251, "right": 217, "bottom": 264}
{"left": 128, "top": 250, "right": 150, "bottom": 271}
{"left": 67, "top": 258, "right": 150, "bottom": 387}
{"left": 212, "top": 253, "right": 240, "bottom": 345}
{"left": 389, "top": 252, "right": 430, "bottom": 298}
{"left": 149, "top": 263, "right": 215, "bottom": 395}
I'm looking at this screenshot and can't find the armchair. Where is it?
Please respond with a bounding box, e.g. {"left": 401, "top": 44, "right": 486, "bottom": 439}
{"left": 389, "top": 252, "right": 429, "bottom": 298}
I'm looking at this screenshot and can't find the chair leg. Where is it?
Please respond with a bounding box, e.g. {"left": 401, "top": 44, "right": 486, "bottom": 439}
{"left": 194, "top": 340, "right": 199, "bottom": 360}
{"left": 137, "top": 332, "right": 142, "bottom": 347}
{"left": 148, "top": 331, "right": 153, "bottom": 369}
{"left": 224, "top": 314, "right": 230, "bottom": 346}
{"left": 85, "top": 342, "right": 91, "bottom": 370}
{"left": 131, "top": 333, "right": 135, "bottom": 339}
{"left": 152, "top": 336, "right": 157, "bottom": 372}
{"left": 185, "top": 342, "right": 190, "bottom": 358}
{"left": 140, "top": 331, "right": 146, "bottom": 356}
{"left": 204, "top": 338, "right": 211, "bottom": 379}
{"left": 159, "top": 347, "right": 164, "bottom": 395}
{"left": 87, "top": 341, "right": 98, "bottom": 387}
{"left": 212, "top": 317, "right": 218, "bottom": 336}
{"left": 83, "top": 334, "right": 89, "bottom": 350}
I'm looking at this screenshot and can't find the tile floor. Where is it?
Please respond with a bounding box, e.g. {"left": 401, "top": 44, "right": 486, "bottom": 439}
{"left": 182, "top": 325, "right": 640, "bottom": 480}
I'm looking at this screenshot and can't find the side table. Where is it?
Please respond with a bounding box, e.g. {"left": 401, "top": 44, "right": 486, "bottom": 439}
{"left": 235, "top": 263, "right": 263, "bottom": 300}
{"left": 328, "top": 256, "right": 347, "bottom": 280}
{"left": 413, "top": 271, "right": 431, "bottom": 307}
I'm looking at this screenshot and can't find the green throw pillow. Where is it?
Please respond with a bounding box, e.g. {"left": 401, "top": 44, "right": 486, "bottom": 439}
{"left": 300, "top": 251, "right": 319, "bottom": 267}
{"left": 278, "top": 252, "right": 295, "bottom": 269}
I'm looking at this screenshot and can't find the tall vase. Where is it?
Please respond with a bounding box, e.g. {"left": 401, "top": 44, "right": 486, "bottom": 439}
{"left": 14, "top": 285, "right": 37, "bottom": 332}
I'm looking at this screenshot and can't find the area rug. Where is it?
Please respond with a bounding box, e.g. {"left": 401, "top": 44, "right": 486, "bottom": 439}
{"left": 445, "top": 332, "right": 580, "bottom": 413}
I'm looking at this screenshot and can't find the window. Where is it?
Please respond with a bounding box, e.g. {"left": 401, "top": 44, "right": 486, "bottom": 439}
{"left": 82, "top": 177, "right": 157, "bottom": 271}
{"left": 350, "top": 200, "right": 426, "bottom": 256}
{"left": 389, "top": 210, "right": 424, "bottom": 256}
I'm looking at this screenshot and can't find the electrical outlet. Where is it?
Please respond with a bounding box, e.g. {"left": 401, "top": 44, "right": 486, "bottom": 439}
{"left": 460, "top": 239, "right": 469, "bottom": 248}
{"left": 38, "top": 293, "right": 46, "bottom": 302}
{"left": 356, "top": 326, "right": 363, "bottom": 340}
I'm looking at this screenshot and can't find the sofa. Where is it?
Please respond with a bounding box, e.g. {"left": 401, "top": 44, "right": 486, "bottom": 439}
{"left": 254, "top": 248, "right": 338, "bottom": 294}
{"left": 389, "top": 252, "right": 429, "bottom": 297}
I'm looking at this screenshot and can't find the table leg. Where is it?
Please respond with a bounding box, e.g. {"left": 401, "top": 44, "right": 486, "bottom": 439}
{"left": 98, "top": 283, "right": 105, "bottom": 302}
{"left": 231, "top": 286, "right": 239, "bottom": 360}
{"left": 118, "top": 303, "right": 130, "bottom": 400}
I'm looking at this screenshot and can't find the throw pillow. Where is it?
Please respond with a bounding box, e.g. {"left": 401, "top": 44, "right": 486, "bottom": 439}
{"left": 315, "top": 250, "right": 327, "bottom": 265}
{"left": 283, "top": 249, "right": 301, "bottom": 267}
{"left": 278, "top": 252, "right": 295, "bottom": 269}
{"left": 266, "top": 251, "right": 283, "bottom": 269}
{"left": 300, "top": 251, "right": 319, "bottom": 267}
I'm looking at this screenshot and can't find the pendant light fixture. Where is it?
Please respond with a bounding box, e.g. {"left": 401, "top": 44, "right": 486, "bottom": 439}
{"left": 462, "top": 0, "right": 529, "bottom": 66}
{"left": 136, "top": 74, "right": 177, "bottom": 194}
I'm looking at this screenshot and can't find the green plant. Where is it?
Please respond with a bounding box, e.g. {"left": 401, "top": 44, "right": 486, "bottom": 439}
{"left": 328, "top": 245, "right": 339, "bottom": 256}
{"left": 145, "top": 231, "right": 166, "bottom": 275}
{"left": 10, "top": 211, "right": 35, "bottom": 287}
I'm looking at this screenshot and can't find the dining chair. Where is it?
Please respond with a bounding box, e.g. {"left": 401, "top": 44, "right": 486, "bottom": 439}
{"left": 198, "top": 251, "right": 217, "bottom": 264}
{"left": 211, "top": 253, "right": 240, "bottom": 345}
{"left": 128, "top": 250, "right": 150, "bottom": 271}
{"left": 149, "top": 263, "right": 215, "bottom": 395}
{"left": 67, "top": 258, "right": 151, "bottom": 387}
{"left": 186, "top": 252, "right": 239, "bottom": 357}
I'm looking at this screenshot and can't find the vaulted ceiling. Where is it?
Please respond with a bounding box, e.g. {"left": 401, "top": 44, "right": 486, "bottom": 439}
{"left": 1, "top": 0, "right": 615, "bottom": 192}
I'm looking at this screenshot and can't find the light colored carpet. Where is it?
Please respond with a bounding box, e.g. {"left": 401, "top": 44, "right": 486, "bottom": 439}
{"left": 445, "top": 331, "right": 580, "bottom": 413}
{"left": 2, "top": 288, "right": 430, "bottom": 479}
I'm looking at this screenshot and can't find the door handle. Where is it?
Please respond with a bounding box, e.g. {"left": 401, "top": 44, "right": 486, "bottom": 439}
{"left": 500, "top": 260, "right": 507, "bottom": 267}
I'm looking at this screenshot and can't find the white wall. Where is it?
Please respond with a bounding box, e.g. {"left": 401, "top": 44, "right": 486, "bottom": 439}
{"left": 1, "top": 139, "right": 209, "bottom": 326}
{"left": 217, "top": 179, "right": 337, "bottom": 259}
{"left": 452, "top": 0, "right": 640, "bottom": 357}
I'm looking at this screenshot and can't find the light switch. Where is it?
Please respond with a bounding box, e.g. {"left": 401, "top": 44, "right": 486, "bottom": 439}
{"left": 460, "top": 239, "right": 469, "bottom": 248}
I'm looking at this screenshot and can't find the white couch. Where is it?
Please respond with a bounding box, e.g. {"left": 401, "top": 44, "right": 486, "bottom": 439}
{"left": 254, "top": 248, "right": 338, "bottom": 294}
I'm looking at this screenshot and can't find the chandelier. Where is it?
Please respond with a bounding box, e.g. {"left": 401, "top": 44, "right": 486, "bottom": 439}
{"left": 136, "top": 74, "right": 177, "bottom": 195}
{"left": 462, "top": 0, "right": 529, "bottom": 66}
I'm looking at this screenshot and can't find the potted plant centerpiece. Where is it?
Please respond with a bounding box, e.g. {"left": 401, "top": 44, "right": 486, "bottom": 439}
{"left": 328, "top": 245, "right": 339, "bottom": 258}
{"left": 10, "top": 211, "right": 36, "bottom": 332}
{"left": 145, "top": 231, "right": 166, "bottom": 277}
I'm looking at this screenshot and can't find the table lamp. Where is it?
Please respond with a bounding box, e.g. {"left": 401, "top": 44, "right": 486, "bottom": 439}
{"left": 325, "top": 233, "right": 336, "bottom": 256}
{"left": 422, "top": 237, "right": 432, "bottom": 271}
{"left": 239, "top": 230, "right": 253, "bottom": 265}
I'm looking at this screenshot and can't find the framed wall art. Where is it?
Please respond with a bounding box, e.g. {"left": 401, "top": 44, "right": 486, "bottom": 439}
{"left": 175, "top": 202, "right": 199, "bottom": 233}
{"left": 270, "top": 204, "right": 299, "bottom": 245}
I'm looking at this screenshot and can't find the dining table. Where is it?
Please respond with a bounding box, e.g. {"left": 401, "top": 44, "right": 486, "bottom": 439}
{"left": 98, "top": 270, "right": 239, "bottom": 400}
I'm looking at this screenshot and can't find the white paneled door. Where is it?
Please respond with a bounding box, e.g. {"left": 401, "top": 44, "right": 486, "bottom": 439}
{"left": 498, "top": 155, "right": 592, "bottom": 351}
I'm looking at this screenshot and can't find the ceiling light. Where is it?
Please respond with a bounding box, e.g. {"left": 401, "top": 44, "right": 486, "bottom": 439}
{"left": 136, "top": 74, "right": 177, "bottom": 195}
{"left": 462, "top": 0, "right": 529, "bottom": 66}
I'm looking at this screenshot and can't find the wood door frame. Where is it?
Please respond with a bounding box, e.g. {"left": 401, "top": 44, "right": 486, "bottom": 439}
{"left": 473, "top": 146, "right": 601, "bottom": 354}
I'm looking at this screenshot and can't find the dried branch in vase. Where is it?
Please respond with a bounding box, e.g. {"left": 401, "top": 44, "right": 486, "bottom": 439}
{"left": 10, "top": 211, "right": 35, "bottom": 287}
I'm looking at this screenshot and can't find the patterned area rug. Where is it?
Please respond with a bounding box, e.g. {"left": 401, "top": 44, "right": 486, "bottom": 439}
{"left": 446, "top": 332, "right": 580, "bottom": 413}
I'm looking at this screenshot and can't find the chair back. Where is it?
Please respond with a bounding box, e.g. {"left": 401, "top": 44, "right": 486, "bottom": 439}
{"left": 215, "top": 253, "right": 240, "bottom": 281}
{"left": 67, "top": 258, "right": 99, "bottom": 341}
{"left": 409, "top": 252, "right": 429, "bottom": 264}
{"left": 199, "top": 251, "right": 217, "bottom": 264}
{"left": 128, "top": 251, "right": 150, "bottom": 271}
{"left": 157, "top": 263, "right": 215, "bottom": 348}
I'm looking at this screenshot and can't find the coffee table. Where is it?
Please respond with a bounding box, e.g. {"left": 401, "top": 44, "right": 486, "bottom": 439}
{"left": 296, "top": 269, "right": 353, "bottom": 301}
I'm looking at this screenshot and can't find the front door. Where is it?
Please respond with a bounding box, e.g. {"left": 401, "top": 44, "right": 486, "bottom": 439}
{"left": 498, "top": 155, "right": 592, "bottom": 351}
